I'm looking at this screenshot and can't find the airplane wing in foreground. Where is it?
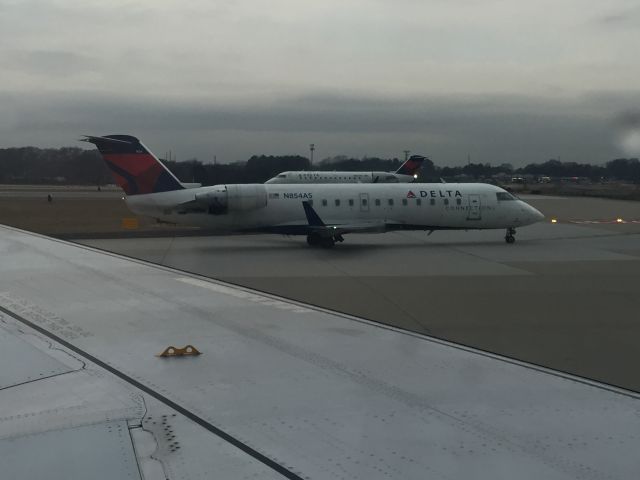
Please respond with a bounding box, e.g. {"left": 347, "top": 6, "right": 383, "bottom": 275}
{"left": 0, "top": 224, "right": 639, "bottom": 480}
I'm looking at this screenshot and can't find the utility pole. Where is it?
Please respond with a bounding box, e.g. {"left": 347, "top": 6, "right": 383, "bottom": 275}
{"left": 403, "top": 150, "right": 410, "bottom": 161}
{"left": 309, "top": 144, "right": 315, "bottom": 164}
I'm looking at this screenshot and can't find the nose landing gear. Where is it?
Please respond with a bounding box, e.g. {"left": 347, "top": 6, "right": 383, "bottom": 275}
{"left": 505, "top": 227, "right": 516, "bottom": 244}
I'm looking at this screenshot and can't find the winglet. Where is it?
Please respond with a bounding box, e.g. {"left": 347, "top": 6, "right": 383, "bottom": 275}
{"left": 302, "top": 201, "right": 325, "bottom": 227}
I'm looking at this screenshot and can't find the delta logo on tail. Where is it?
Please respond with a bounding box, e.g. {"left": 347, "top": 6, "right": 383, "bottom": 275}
{"left": 396, "top": 155, "right": 427, "bottom": 176}
{"left": 82, "top": 135, "right": 183, "bottom": 196}
{"left": 406, "top": 190, "right": 416, "bottom": 198}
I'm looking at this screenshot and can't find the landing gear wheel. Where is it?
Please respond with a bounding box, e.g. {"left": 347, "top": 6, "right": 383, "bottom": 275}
{"left": 306, "top": 233, "right": 321, "bottom": 247}
{"left": 505, "top": 227, "right": 516, "bottom": 244}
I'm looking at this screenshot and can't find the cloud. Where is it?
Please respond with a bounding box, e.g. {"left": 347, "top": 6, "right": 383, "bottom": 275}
{"left": 7, "top": 50, "right": 97, "bottom": 77}
{"left": 0, "top": 1, "right": 639, "bottom": 165}
{"left": 614, "top": 111, "right": 640, "bottom": 156}
{"left": 1, "top": 89, "right": 636, "bottom": 165}
{"left": 596, "top": 6, "right": 640, "bottom": 26}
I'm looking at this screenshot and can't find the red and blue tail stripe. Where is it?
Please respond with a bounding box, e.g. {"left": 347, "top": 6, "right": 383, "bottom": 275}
{"left": 396, "top": 155, "right": 426, "bottom": 176}
{"left": 82, "top": 135, "right": 183, "bottom": 195}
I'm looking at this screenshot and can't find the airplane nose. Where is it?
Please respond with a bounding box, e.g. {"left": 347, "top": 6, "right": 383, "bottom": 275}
{"left": 529, "top": 205, "right": 545, "bottom": 223}
{"left": 518, "top": 201, "right": 544, "bottom": 225}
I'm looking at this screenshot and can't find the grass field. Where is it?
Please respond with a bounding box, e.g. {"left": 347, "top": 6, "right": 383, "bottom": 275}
{"left": 0, "top": 193, "right": 201, "bottom": 238}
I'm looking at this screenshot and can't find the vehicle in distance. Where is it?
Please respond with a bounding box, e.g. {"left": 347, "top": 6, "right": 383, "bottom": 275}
{"left": 83, "top": 134, "right": 544, "bottom": 248}
{"left": 265, "top": 155, "right": 426, "bottom": 184}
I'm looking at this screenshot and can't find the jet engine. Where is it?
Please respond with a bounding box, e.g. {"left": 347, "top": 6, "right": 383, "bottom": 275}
{"left": 195, "top": 184, "right": 268, "bottom": 215}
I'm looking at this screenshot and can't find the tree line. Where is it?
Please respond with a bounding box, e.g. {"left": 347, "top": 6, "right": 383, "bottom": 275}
{"left": 0, "top": 146, "right": 638, "bottom": 185}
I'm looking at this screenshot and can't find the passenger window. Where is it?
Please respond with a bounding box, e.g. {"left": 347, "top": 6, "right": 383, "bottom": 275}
{"left": 456, "top": 198, "right": 462, "bottom": 205}
{"left": 375, "top": 199, "right": 381, "bottom": 206}
{"left": 402, "top": 199, "right": 408, "bottom": 206}
{"left": 416, "top": 198, "right": 422, "bottom": 206}
{"left": 388, "top": 199, "right": 394, "bottom": 206}
{"left": 444, "top": 199, "right": 449, "bottom": 205}
{"left": 322, "top": 199, "right": 327, "bottom": 206}
{"left": 335, "top": 199, "right": 340, "bottom": 206}
{"left": 362, "top": 198, "right": 368, "bottom": 206}
{"left": 430, "top": 198, "right": 435, "bottom": 206}
{"left": 349, "top": 199, "right": 354, "bottom": 206}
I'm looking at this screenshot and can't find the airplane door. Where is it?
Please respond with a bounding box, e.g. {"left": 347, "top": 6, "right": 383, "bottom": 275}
{"left": 467, "top": 194, "right": 481, "bottom": 220}
{"left": 359, "top": 193, "right": 369, "bottom": 212}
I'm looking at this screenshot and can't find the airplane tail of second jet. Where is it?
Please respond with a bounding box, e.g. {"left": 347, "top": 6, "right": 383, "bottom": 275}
{"left": 81, "top": 135, "right": 184, "bottom": 196}
{"left": 395, "top": 155, "right": 426, "bottom": 176}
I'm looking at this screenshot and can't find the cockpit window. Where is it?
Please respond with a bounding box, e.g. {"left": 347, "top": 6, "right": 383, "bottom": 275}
{"left": 496, "top": 192, "right": 516, "bottom": 201}
{"left": 278, "top": 174, "right": 286, "bottom": 178}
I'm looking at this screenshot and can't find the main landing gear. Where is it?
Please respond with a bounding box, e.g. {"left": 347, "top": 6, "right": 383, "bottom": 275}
{"left": 306, "top": 233, "right": 344, "bottom": 249}
{"left": 505, "top": 227, "right": 516, "bottom": 244}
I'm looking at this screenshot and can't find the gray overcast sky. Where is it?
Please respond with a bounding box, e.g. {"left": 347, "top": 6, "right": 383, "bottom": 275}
{"left": 1, "top": 0, "right": 640, "bottom": 165}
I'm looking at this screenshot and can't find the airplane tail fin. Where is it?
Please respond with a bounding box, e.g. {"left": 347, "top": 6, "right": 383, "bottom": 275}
{"left": 302, "top": 201, "right": 325, "bottom": 227}
{"left": 395, "top": 155, "right": 426, "bottom": 176}
{"left": 81, "top": 135, "right": 184, "bottom": 195}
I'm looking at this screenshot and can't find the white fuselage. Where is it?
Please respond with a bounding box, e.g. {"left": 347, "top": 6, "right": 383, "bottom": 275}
{"left": 126, "top": 182, "right": 544, "bottom": 234}
{"left": 265, "top": 171, "right": 415, "bottom": 184}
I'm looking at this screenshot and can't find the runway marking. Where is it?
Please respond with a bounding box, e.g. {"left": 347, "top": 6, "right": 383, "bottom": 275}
{"left": 176, "top": 277, "right": 311, "bottom": 313}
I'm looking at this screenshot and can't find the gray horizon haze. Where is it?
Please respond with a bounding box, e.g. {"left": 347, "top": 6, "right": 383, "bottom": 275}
{"left": 1, "top": 0, "right": 639, "bottom": 166}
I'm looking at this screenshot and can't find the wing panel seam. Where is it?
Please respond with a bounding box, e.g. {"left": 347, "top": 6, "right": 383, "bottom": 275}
{"left": 0, "top": 304, "right": 305, "bottom": 480}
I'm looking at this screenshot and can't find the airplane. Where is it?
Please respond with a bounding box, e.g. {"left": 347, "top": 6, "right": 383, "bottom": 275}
{"left": 82, "top": 134, "right": 544, "bottom": 248}
{"left": 265, "top": 155, "right": 426, "bottom": 184}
